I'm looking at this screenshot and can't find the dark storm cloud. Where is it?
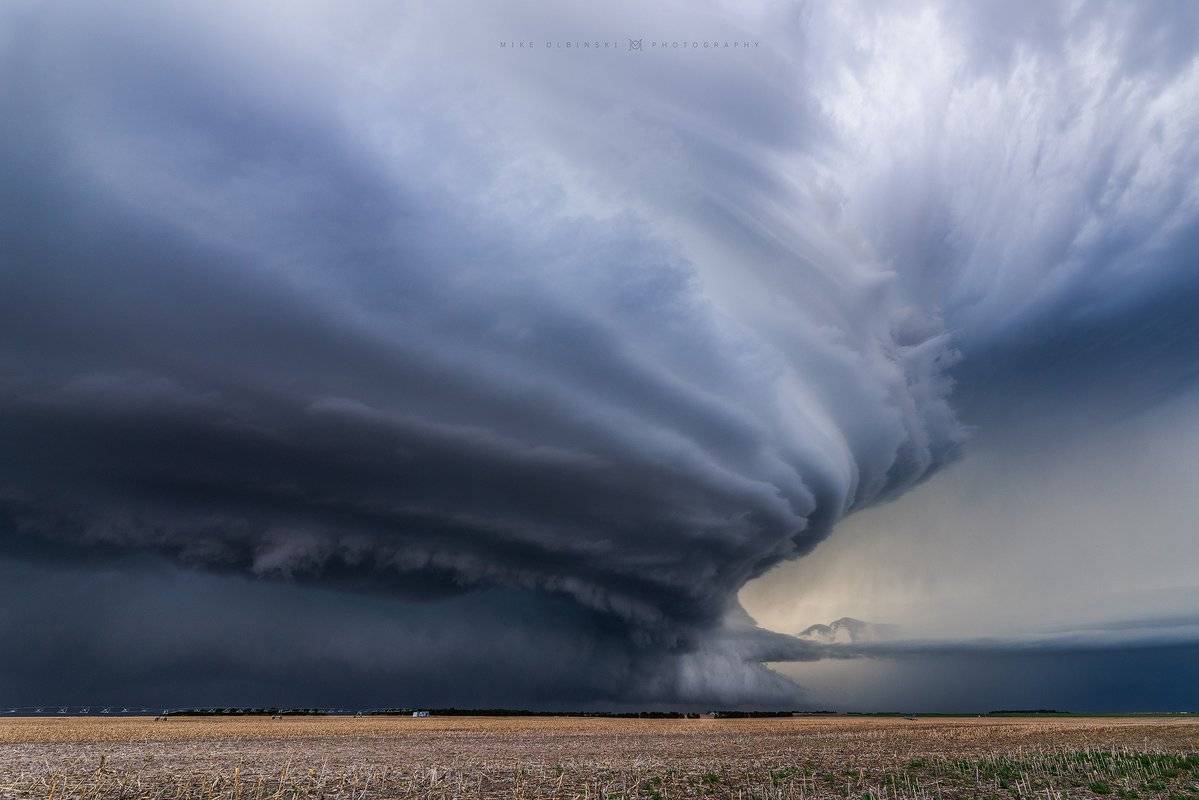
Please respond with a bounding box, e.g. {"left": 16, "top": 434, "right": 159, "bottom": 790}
{"left": 0, "top": 556, "right": 820, "bottom": 709}
{"left": 773, "top": 644, "right": 1199, "bottom": 713}
{"left": 0, "top": 0, "right": 964, "bottom": 703}
{"left": 2, "top": 0, "right": 1197, "bottom": 707}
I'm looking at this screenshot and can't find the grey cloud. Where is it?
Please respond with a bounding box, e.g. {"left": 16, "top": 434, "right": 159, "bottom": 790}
{"left": 796, "top": 1, "right": 1199, "bottom": 379}
{"left": 0, "top": 556, "right": 814, "bottom": 709}
{"left": 0, "top": 0, "right": 964, "bottom": 703}
{"left": 2, "top": 0, "right": 1197, "bottom": 707}
{"left": 770, "top": 644, "right": 1199, "bottom": 713}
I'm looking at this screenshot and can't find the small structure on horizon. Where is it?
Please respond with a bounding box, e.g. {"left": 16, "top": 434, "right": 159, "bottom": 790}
{"left": 412, "top": 710, "right": 430, "bottom": 718}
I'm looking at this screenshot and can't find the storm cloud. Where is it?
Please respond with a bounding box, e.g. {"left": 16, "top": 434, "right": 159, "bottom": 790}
{"left": 1, "top": 0, "right": 1197, "bottom": 706}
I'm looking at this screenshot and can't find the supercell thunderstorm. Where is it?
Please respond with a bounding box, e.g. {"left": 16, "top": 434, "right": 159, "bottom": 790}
{"left": 1, "top": 0, "right": 1197, "bottom": 704}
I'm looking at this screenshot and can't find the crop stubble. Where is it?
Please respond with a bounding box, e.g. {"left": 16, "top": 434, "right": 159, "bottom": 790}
{"left": 1, "top": 715, "right": 1197, "bottom": 799}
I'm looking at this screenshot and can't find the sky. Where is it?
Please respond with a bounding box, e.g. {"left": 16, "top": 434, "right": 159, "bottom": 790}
{"left": 1, "top": 0, "right": 1197, "bottom": 711}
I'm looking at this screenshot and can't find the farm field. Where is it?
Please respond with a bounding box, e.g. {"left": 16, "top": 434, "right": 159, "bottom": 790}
{"left": 1, "top": 715, "right": 1197, "bottom": 799}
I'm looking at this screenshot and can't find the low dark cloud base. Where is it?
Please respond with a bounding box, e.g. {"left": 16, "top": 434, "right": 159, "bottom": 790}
{"left": 0, "top": 556, "right": 819, "bottom": 709}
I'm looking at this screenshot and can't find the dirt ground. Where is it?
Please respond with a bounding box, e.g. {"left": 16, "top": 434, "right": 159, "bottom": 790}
{"left": 1, "top": 714, "right": 1197, "bottom": 798}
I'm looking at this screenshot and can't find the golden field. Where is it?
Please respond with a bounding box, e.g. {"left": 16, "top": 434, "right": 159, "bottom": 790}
{"left": 1, "top": 715, "right": 1197, "bottom": 799}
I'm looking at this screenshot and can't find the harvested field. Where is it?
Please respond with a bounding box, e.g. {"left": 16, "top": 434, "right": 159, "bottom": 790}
{"left": 1, "top": 715, "right": 1197, "bottom": 799}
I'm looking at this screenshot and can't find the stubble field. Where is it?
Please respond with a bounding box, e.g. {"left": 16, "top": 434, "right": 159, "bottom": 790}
{"left": 1, "top": 715, "right": 1197, "bottom": 799}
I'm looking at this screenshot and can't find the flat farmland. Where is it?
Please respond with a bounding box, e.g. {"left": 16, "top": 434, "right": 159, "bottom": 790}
{"left": 1, "top": 715, "right": 1197, "bottom": 799}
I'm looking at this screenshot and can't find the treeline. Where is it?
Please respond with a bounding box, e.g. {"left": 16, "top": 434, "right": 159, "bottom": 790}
{"left": 164, "top": 707, "right": 825, "bottom": 718}
{"left": 147, "top": 705, "right": 1079, "bottom": 719}
{"left": 167, "top": 708, "right": 326, "bottom": 716}
{"left": 394, "top": 709, "right": 700, "bottom": 718}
